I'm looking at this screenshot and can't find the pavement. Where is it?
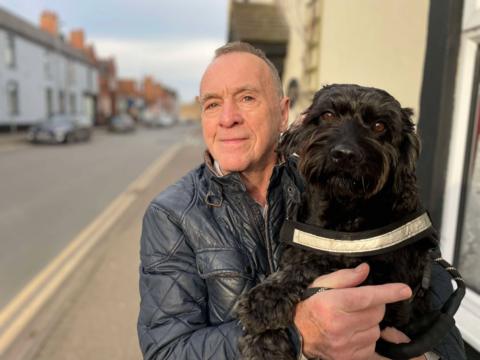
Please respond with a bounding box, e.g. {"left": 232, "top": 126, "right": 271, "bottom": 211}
{"left": 0, "top": 131, "right": 29, "bottom": 153}
{"left": 1, "top": 138, "right": 205, "bottom": 360}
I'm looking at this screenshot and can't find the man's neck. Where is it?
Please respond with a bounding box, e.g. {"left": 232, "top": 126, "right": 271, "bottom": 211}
{"left": 239, "top": 161, "right": 276, "bottom": 207}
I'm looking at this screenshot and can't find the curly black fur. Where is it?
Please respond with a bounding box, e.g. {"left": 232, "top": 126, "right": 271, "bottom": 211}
{"left": 236, "top": 84, "right": 434, "bottom": 360}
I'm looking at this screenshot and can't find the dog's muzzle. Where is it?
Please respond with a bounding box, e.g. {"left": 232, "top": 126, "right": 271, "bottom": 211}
{"left": 280, "top": 211, "right": 465, "bottom": 360}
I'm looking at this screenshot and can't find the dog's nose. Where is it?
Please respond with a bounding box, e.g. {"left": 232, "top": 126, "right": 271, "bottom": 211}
{"left": 330, "top": 144, "right": 358, "bottom": 164}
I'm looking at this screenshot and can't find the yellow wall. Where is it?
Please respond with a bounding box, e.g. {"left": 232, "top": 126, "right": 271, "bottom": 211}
{"left": 280, "top": 0, "right": 430, "bottom": 122}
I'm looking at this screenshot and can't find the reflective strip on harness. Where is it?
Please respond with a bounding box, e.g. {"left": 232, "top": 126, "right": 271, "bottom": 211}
{"left": 291, "top": 212, "right": 432, "bottom": 255}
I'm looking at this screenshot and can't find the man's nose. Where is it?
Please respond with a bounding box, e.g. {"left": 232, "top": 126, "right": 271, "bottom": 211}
{"left": 219, "top": 101, "right": 242, "bottom": 127}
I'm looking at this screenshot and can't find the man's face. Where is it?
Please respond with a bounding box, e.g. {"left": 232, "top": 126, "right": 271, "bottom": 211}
{"left": 199, "top": 52, "right": 289, "bottom": 174}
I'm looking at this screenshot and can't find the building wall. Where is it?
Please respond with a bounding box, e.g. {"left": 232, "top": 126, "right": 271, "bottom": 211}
{"left": 277, "top": 0, "right": 308, "bottom": 122}
{"left": 0, "top": 28, "right": 98, "bottom": 126}
{"left": 280, "top": 0, "right": 429, "bottom": 122}
{"left": 319, "top": 0, "right": 429, "bottom": 112}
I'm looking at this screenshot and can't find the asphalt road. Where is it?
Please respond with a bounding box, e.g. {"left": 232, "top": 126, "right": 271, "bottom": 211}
{"left": 25, "top": 141, "right": 205, "bottom": 360}
{"left": 0, "top": 124, "right": 203, "bottom": 309}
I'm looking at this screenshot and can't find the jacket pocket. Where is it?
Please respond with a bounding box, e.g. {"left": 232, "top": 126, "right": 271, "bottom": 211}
{"left": 196, "top": 248, "right": 255, "bottom": 280}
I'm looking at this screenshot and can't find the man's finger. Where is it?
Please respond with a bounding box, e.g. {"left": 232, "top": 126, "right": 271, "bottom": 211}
{"left": 333, "top": 283, "right": 412, "bottom": 312}
{"left": 380, "top": 327, "right": 411, "bottom": 344}
{"left": 309, "top": 262, "right": 370, "bottom": 289}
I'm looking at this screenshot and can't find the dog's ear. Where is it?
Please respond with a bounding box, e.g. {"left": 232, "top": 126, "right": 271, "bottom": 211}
{"left": 277, "top": 90, "right": 321, "bottom": 157}
{"left": 393, "top": 107, "right": 421, "bottom": 196}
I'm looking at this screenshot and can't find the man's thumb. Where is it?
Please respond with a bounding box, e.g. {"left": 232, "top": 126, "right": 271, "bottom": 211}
{"left": 309, "top": 263, "right": 370, "bottom": 289}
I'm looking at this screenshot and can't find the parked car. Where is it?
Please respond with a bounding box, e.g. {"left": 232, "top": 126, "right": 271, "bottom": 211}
{"left": 108, "top": 114, "right": 136, "bottom": 133}
{"left": 28, "top": 115, "right": 92, "bottom": 144}
{"left": 140, "top": 109, "right": 177, "bottom": 127}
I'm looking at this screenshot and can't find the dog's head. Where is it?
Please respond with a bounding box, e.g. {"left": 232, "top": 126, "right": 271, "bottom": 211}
{"left": 280, "top": 84, "right": 420, "bottom": 200}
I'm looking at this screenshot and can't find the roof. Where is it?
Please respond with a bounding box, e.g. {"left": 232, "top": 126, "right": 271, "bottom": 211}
{"left": 229, "top": 2, "right": 288, "bottom": 43}
{"left": 0, "top": 6, "right": 93, "bottom": 66}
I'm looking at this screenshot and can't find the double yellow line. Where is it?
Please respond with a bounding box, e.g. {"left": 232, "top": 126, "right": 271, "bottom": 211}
{"left": 0, "top": 142, "right": 185, "bottom": 356}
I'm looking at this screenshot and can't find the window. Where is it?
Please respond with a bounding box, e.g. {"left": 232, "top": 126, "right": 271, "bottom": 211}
{"left": 5, "top": 33, "right": 16, "bottom": 68}
{"left": 7, "top": 81, "right": 19, "bottom": 115}
{"left": 69, "top": 93, "right": 76, "bottom": 114}
{"left": 456, "top": 65, "right": 480, "bottom": 292}
{"left": 440, "top": 1, "right": 480, "bottom": 349}
{"left": 58, "top": 90, "right": 65, "bottom": 114}
{"left": 67, "top": 61, "right": 75, "bottom": 84}
{"left": 46, "top": 88, "right": 53, "bottom": 116}
{"left": 87, "top": 67, "right": 94, "bottom": 91}
{"left": 44, "top": 51, "right": 52, "bottom": 79}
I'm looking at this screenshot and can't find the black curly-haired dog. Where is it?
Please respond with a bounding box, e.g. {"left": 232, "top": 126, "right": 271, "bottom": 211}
{"left": 236, "top": 84, "right": 437, "bottom": 359}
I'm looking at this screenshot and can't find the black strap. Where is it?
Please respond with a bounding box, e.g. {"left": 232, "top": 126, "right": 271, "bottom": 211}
{"left": 376, "top": 312, "right": 454, "bottom": 359}
{"left": 375, "top": 257, "right": 465, "bottom": 360}
{"left": 300, "top": 287, "right": 332, "bottom": 301}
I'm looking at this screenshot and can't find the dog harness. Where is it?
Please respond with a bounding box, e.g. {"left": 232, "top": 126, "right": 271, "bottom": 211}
{"left": 280, "top": 211, "right": 465, "bottom": 360}
{"left": 280, "top": 210, "right": 434, "bottom": 257}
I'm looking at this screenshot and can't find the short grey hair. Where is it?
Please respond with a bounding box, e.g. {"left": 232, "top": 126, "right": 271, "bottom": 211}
{"left": 214, "top": 41, "right": 284, "bottom": 98}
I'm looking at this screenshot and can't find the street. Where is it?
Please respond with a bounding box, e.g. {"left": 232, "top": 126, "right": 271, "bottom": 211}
{"left": 0, "top": 125, "right": 201, "bottom": 309}
{"left": 0, "top": 124, "right": 205, "bottom": 359}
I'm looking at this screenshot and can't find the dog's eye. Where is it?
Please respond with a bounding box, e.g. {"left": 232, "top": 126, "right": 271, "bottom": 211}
{"left": 373, "top": 122, "right": 386, "bottom": 133}
{"left": 320, "top": 112, "right": 336, "bottom": 121}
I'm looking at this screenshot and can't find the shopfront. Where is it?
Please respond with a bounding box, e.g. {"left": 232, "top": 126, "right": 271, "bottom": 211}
{"left": 441, "top": 0, "right": 480, "bottom": 352}
{"left": 416, "top": 0, "right": 480, "bottom": 355}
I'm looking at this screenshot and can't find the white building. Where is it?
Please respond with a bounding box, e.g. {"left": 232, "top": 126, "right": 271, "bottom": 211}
{"left": 0, "top": 7, "right": 98, "bottom": 128}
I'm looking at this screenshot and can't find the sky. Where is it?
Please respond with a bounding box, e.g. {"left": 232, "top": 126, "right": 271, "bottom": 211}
{"left": 0, "top": 0, "right": 229, "bottom": 103}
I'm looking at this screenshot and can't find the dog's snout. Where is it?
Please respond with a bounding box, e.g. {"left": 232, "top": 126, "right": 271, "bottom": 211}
{"left": 330, "top": 144, "right": 359, "bottom": 164}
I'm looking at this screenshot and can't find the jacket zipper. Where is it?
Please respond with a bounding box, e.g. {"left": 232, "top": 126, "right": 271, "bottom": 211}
{"left": 263, "top": 203, "right": 274, "bottom": 274}
{"left": 241, "top": 195, "right": 273, "bottom": 275}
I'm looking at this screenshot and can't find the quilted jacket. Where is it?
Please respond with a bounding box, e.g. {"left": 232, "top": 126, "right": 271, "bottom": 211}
{"left": 137, "top": 155, "right": 466, "bottom": 360}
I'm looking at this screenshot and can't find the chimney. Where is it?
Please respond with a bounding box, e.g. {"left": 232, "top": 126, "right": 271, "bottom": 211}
{"left": 40, "top": 10, "right": 58, "bottom": 36}
{"left": 69, "top": 29, "right": 85, "bottom": 50}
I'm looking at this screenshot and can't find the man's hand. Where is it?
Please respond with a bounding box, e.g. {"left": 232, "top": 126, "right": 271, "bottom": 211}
{"left": 294, "top": 263, "right": 413, "bottom": 360}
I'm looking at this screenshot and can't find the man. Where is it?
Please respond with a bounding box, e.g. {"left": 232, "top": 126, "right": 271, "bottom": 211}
{"left": 137, "top": 42, "right": 465, "bottom": 359}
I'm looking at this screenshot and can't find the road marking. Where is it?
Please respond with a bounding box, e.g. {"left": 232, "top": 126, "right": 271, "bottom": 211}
{"left": 0, "top": 141, "right": 186, "bottom": 356}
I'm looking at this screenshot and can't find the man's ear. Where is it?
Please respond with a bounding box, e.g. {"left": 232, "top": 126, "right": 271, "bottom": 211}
{"left": 279, "top": 96, "right": 290, "bottom": 132}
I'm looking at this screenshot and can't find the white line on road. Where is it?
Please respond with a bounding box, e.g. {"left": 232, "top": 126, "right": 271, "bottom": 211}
{"left": 0, "top": 141, "right": 186, "bottom": 356}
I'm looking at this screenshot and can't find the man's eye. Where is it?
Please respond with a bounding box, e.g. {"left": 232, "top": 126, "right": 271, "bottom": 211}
{"left": 205, "top": 102, "right": 219, "bottom": 110}
{"left": 242, "top": 95, "right": 254, "bottom": 102}
{"left": 320, "top": 111, "right": 337, "bottom": 121}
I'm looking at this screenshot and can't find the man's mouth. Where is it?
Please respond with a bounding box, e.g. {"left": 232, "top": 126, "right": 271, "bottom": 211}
{"left": 219, "top": 138, "right": 248, "bottom": 145}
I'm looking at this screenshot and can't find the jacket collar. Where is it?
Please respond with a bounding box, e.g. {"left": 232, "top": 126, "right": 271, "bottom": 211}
{"left": 202, "top": 151, "right": 301, "bottom": 207}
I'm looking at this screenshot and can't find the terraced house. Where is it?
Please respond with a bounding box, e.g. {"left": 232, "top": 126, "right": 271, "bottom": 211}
{"left": 0, "top": 8, "right": 98, "bottom": 129}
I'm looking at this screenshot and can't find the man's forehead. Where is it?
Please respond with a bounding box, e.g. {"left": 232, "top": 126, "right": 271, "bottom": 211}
{"left": 200, "top": 52, "right": 270, "bottom": 94}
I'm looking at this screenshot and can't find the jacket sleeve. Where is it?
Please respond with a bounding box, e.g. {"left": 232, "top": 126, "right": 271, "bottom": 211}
{"left": 137, "top": 204, "right": 242, "bottom": 360}
{"left": 430, "top": 262, "right": 467, "bottom": 359}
